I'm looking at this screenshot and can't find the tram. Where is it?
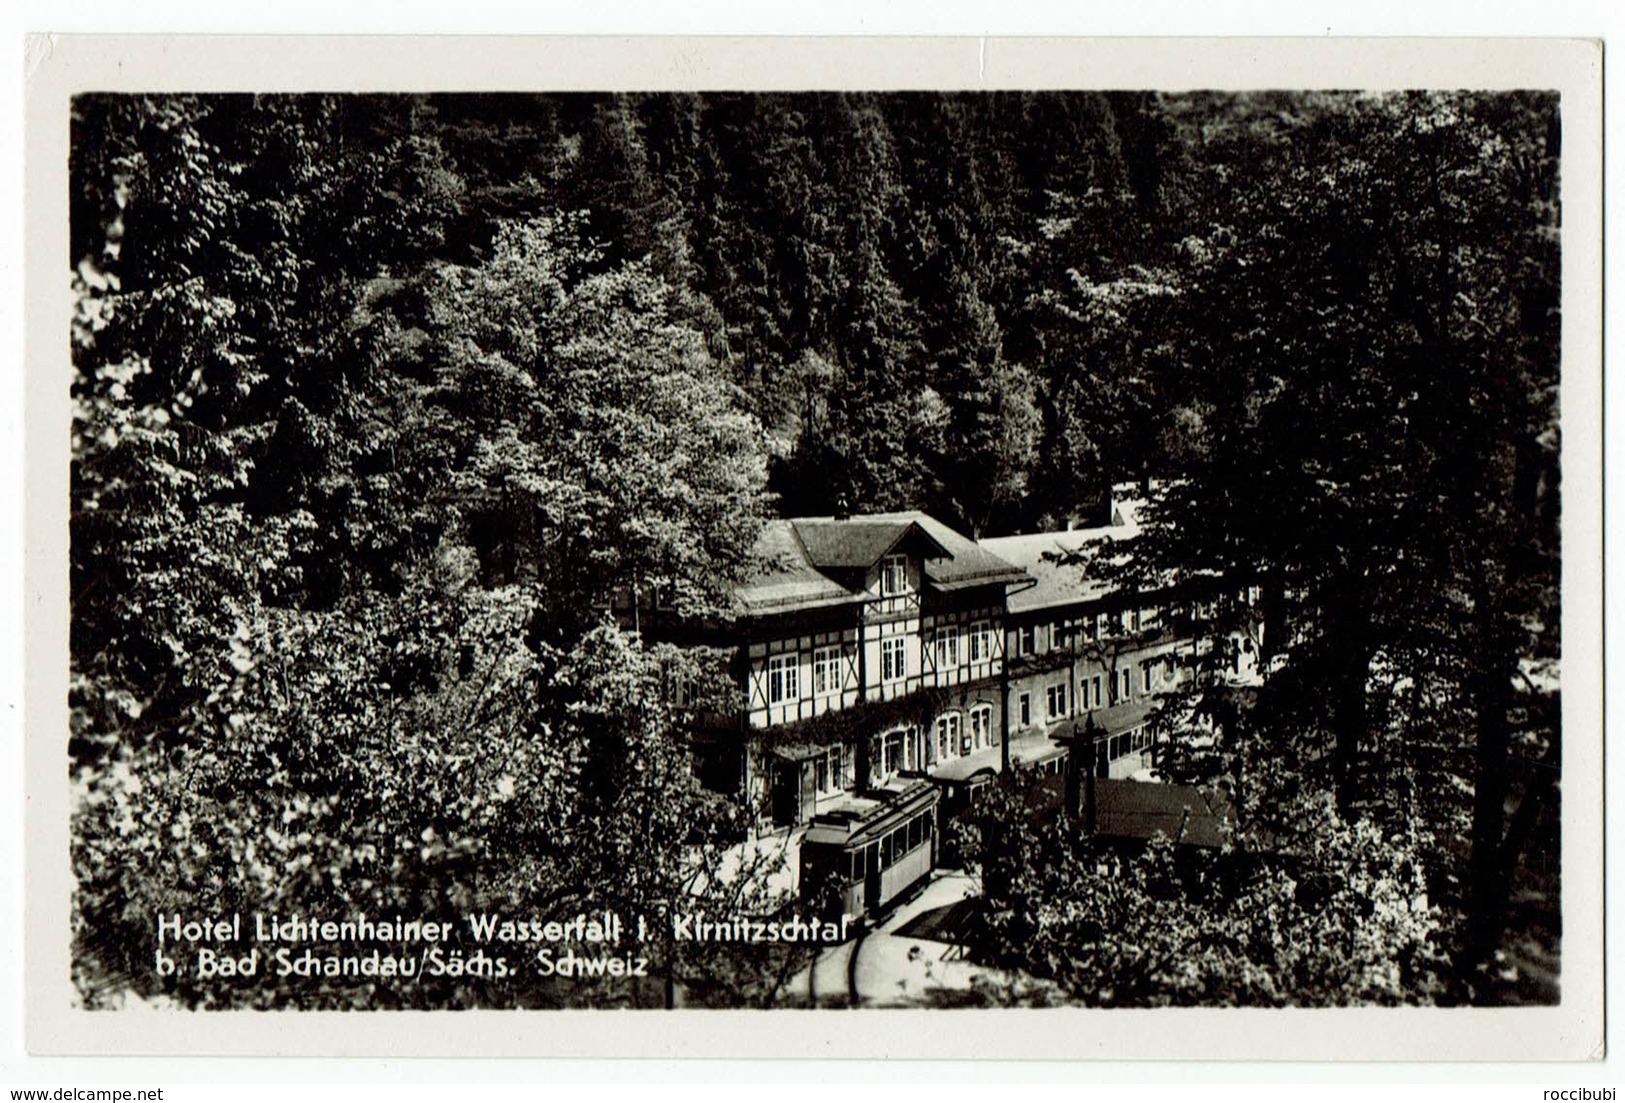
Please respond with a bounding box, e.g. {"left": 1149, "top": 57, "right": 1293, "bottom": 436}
{"left": 798, "top": 779, "right": 940, "bottom": 921}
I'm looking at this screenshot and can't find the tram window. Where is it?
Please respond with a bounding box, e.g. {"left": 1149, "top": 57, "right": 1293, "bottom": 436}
{"left": 849, "top": 848, "right": 866, "bottom": 881}
{"left": 907, "top": 816, "right": 921, "bottom": 850}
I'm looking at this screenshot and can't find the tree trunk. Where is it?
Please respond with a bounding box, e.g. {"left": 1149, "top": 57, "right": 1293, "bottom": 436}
{"left": 1457, "top": 597, "right": 1519, "bottom": 991}
{"left": 1326, "top": 572, "right": 1373, "bottom": 816}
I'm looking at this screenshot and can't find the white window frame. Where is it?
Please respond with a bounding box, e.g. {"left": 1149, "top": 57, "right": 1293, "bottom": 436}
{"left": 812, "top": 646, "right": 843, "bottom": 697}
{"left": 1018, "top": 692, "right": 1031, "bottom": 726}
{"left": 881, "top": 636, "right": 907, "bottom": 683}
{"left": 934, "top": 713, "right": 962, "bottom": 761}
{"left": 970, "top": 703, "right": 993, "bottom": 750}
{"left": 1120, "top": 667, "right": 1132, "bottom": 700}
{"left": 968, "top": 621, "right": 991, "bottom": 663}
{"left": 880, "top": 554, "right": 909, "bottom": 597}
{"left": 814, "top": 745, "right": 844, "bottom": 795}
{"left": 1017, "top": 624, "right": 1035, "bottom": 655}
{"left": 1046, "top": 682, "right": 1068, "bottom": 721}
{"left": 936, "top": 627, "right": 961, "bottom": 669}
{"left": 767, "top": 653, "right": 799, "bottom": 705}
{"left": 878, "top": 727, "right": 912, "bottom": 778}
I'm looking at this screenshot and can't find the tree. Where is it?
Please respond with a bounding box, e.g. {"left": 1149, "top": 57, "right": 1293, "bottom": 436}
{"left": 1119, "top": 92, "right": 1561, "bottom": 998}
{"left": 70, "top": 94, "right": 781, "bottom": 1008}
{"left": 957, "top": 772, "right": 1446, "bottom": 1007}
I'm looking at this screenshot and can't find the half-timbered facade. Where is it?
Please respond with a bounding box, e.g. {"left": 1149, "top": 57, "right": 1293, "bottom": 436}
{"left": 683, "top": 491, "right": 1262, "bottom": 843}
{"left": 982, "top": 486, "right": 1264, "bottom": 780}
{"left": 694, "top": 511, "right": 1027, "bottom": 828}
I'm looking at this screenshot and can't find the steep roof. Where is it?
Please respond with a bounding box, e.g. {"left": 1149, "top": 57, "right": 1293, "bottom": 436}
{"left": 790, "top": 517, "right": 950, "bottom": 570}
{"left": 860, "top": 511, "right": 1028, "bottom": 591}
{"left": 734, "top": 520, "right": 855, "bottom": 613}
{"left": 733, "top": 511, "right": 1026, "bottom": 616}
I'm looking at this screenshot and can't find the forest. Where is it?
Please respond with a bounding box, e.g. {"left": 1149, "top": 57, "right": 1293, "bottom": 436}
{"left": 69, "top": 90, "right": 1561, "bottom": 1008}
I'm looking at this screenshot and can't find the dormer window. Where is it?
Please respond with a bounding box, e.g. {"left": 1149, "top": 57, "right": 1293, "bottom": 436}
{"left": 880, "top": 554, "right": 909, "bottom": 597}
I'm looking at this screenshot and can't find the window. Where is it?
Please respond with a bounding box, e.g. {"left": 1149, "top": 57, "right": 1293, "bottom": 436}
{"left": 881, "top": 637, "right": 907, "bottom": 682}
{"left": 814, "top": 745, "right": 844, "bottom": 794}
{"left": 1046, "top": 683, "right": 1068, "bottom": 721}
{"left": 1120, "top": 667, "right": 1133, "bottom": 700}
{"left": 1091, "top": 675, "right": 1103, "bottom": 709}
{"left": 935, "top": 627, "right": 960, "bottom": 669}
{"left": 768, "top": 653, "right": 799, "bottom": 705}
{"left": 1018, "top": 692, "right": 1031, "bottom": 727}
{"left": 880, "top": 554, "right": 908, "bottom": 597}
{"left": 878, "top": 728, "right": 911, "bottom": 777}
{"left": 935, "top": 713, "right": 962, "bottom": 760}
{"left": 1096, "top": 612, "right": 1109, "bottom": 639}
{"left": 1017, "top": 625, "right": 1035, "bottom": 655}
{"left": 1048, "top": 622, "right": 1062, "bottom": 649}
{"left": 970, "top": 704, "right": 993, "bottom": 750}
{"left": 968, "top": 621, "right": 991, "bottom": 663}
{"left": 812, "top": 646, "right": 843, "bottom": 697}
{"left": 1132, "top": 608, "right": 1143, "bottom": 633}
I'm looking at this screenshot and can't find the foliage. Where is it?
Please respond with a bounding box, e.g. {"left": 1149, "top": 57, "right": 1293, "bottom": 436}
{"left": 957, "top": 773, "right": 1447, "bottom": 1006}
{"left": 69, "top": 89, "right": 1562, "bottom": 1008}
{"left": 70, "top": 95, "right": 776, "bottom": 1008}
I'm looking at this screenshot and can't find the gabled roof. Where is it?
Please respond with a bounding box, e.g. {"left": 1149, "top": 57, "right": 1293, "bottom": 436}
{"left": 733, "top": 511, "right": 1026, "bottom": 617}
{"left": 861, "top": 511, "right": 1028, "bottom": 591}
{"left": 791, "top": 517, "right": 950, "bottom": 571}
{"left": 735, "top": 520, "right": 856, "bottom": 613}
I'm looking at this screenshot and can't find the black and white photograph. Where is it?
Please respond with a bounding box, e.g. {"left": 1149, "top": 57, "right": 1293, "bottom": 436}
{"left": 21, "top": 34, "right": 1604, "bottom": 1064}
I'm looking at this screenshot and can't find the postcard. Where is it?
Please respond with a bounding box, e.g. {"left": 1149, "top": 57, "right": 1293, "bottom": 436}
{"left": 23, "top": 34, "right": 1604, "bottom": 1059}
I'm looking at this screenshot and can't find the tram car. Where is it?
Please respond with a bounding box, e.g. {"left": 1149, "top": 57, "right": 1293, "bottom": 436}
{"left": 798, "top": 779, "right": 940, "bottom": 921}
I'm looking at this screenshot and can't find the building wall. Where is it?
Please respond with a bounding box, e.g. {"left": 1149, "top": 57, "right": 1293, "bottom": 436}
{"left": 718, "top": 530, "right": 1264, "bottom": 828}
{"left": 733, "top": 557, "right": 1016, "bottom": 824}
